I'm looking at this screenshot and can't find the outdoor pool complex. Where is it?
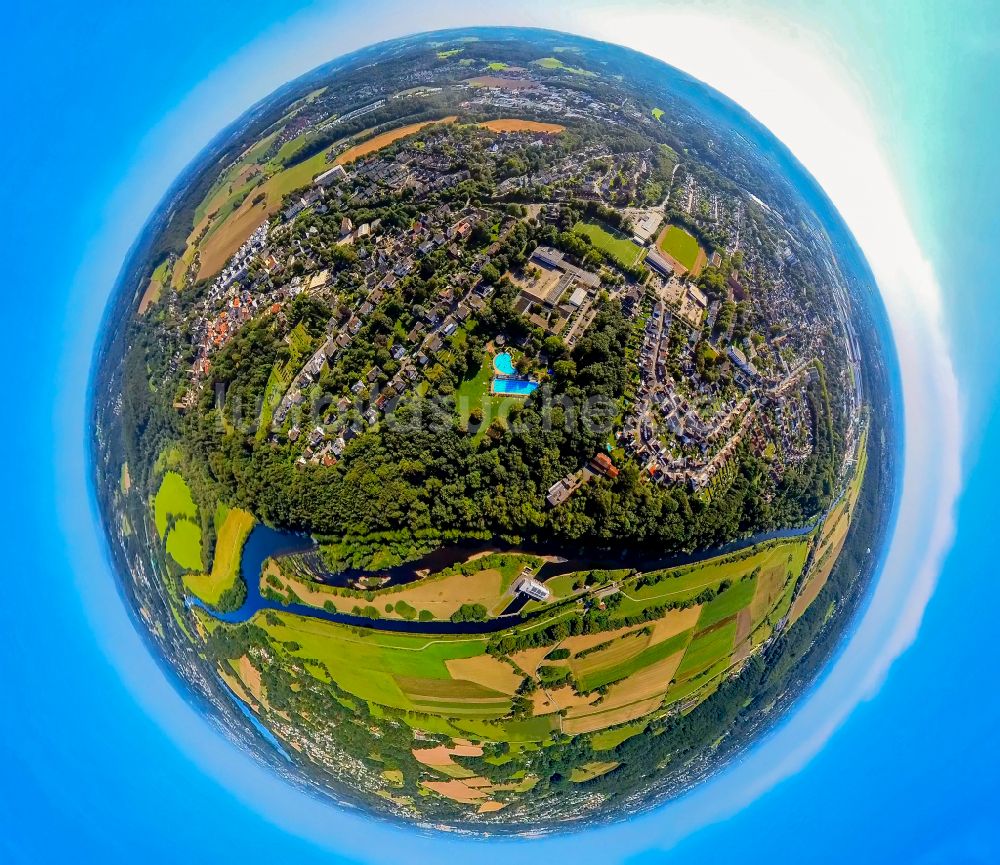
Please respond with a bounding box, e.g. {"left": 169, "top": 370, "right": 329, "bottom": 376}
{"left": 492, "top": 378, "right": 540, "bottom": 396}
{"left": 493, "top": 352, "right": 516, "bottom": 375}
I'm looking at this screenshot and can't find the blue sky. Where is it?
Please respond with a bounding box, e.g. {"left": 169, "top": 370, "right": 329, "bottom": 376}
{"left": 2, "top": 1, "right": 1000, "bottom": 861}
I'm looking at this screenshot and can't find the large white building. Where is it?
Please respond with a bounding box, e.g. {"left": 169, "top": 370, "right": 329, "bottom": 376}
{"left": 514, "top": 574, "right": 551, "bottom": 602}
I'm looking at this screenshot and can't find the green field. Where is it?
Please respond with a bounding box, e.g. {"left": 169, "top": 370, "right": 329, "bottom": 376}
{"left": 657, "top": 225, "right": 701, "bottom": 271}
{"left": 570, "top": 761, "right": 619, "bottom": 782}
{"left": 696, "top": 577, "right": 757, "bottom": 631}
{"left": 259, "top": 612, "right": 508, "bottom": 716}
{"left": 576, "top": 629, "right": 691, "bottom": 692}
{"left": 652, "top": 107, "right": 665, "bottom": 121}
{"left": 612, "top": 540, "right": 808, "bottom": 621}
{"left": 153, "top": 471, "right": 197, "bottom": 537}
{"left": 590, "top": 722, "right": 646, "bottom": 751}
{"left": 676, "top": 620, "right": 738, "bottom": 681}
{"left": 183, "top": 506, "right": 256, "bottom": 605}
{"left": 533, "top": 57, "right": 595, "bottom": 76}
{"left": 574, "top": 221, "right": 646, "bottom": 268}
{"left": 166, "top": 519, "right": 203, "bottom": 571}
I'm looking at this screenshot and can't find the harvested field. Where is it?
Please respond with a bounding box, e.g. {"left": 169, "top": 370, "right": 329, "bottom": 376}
{"left": 511, "top": 645, "right": 554, "bottom": 676}
{"left": 481, "top": 118, "right": 565, "bottom": 134}
{"left": 790, "top": 516, "right": 850, "bottom": 624}
{"left": 563, "top": 697, "right": 663, "bottom": 735}
{"left": 334, "top": 117, "right": 458, "bottom": 166}
{"left": 413, "top": 742, "right": 483, "bottom": 766}
{"left": 379, "top": 567, "right": 505, "bottom": 618}
{"left": 532, "top": 685, "right": 600, "bottom": 716}
{"left": 445, "top": 655, "right": 523, "bottom": 694}
{"left": 195, "top": 118, "right": 458, "bottom": 279}
{"left": 601, "top": 650, "right": 685, "bottom": 706}
{"left": 749, "top": 559, "right": 789, "bottom": 624}
{"left": 218, "top": 667, "right": 254, "bottom": 707}
{"left": 233, "top": 655, "right": 264, "bottom": 703}
{"left": 649, "top": 606, "right": 703, "bottom": 642}
{"left": 735, "top": 607, "right": 753, "bottom": 646}
{"left": 421, "top": 778, "right": 489, "bottom": 802}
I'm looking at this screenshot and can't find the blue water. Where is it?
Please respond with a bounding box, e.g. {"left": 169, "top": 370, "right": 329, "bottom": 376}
{"left": 5, "top": 5, "right": 1000, "bottom": 863}
{"left": 492, "top": 377, "right": 539, "bottom": 396}
{"left": 493, "top": 352, "right": 516, "bottom": 375}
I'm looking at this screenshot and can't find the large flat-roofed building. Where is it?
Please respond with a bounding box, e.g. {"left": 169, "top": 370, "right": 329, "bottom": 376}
{"left": 514, "top": 574, "right": 551, "bottom": 602}
{"left": 315, "top": 164, "right": 348, "bottom": 186}
{"left": 530, "top": 246, "right": 601, "bottom": 289}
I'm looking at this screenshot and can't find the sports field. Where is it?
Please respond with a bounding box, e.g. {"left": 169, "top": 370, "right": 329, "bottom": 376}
{"left": 656, "top": 224, "right": 706, "bottom": 274}
{"left": 574, "top": 220, "right": 647, "bottom": 268}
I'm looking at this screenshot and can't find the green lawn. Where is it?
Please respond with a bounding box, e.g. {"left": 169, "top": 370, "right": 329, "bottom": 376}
{"left": 657, "top": 225, "right": 701, "bottom": 271}
{"left": 454, "top": 355, "right": 514, "bottom": 440}
{"left": 652, "top": 107, "right": 665, "bottom": 121}
{"left": 574, "top": 220, "right": 646, "bottom": 268}
{"left": 153, "top": 471, "right": 197, "bottom": 538}
{"left": 166, "top": 519, "right": 203, "bottom": 571}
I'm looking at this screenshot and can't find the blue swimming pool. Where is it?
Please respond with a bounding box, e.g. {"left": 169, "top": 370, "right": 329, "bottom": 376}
{"left": 492, "top": 377, "right": 539, "bottom": 396}
{"left": 493, "top": 352, "right": 516, "bottom": 375}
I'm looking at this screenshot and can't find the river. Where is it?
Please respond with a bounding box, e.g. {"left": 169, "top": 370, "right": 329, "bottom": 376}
{"left": 190, "top": 520, "right": 818, "bottom": 634}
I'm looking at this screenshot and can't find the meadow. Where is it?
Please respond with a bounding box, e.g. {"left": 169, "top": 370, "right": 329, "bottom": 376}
{"left": 184, "top": 506, "right": 255, "bottom": 605}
